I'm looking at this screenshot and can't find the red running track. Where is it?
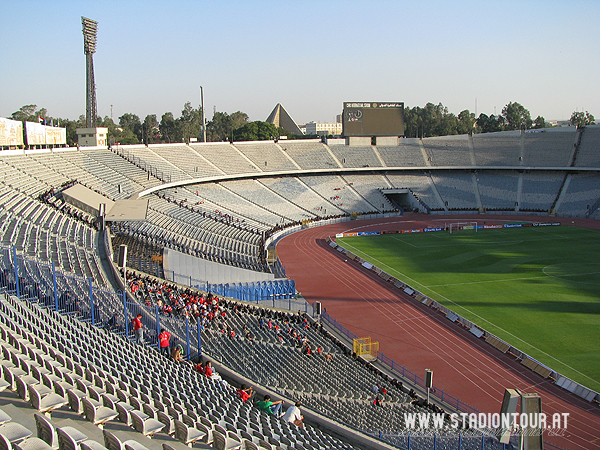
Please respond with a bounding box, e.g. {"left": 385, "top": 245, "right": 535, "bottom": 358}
{"left": 277, "top": 213, "right": 600, "bottom": 449}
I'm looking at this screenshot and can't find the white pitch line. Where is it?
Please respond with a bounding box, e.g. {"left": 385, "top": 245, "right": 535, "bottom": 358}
{"left": 427, "top": 275, "right": 547, "bottom": 288}
{"left": 338, "top": 239, "right": 600, "bottom": 385}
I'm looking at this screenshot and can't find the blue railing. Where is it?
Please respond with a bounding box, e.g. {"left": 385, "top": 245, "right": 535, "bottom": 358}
{"left": 0, "top": 245, "right": 567, "bottom": 450}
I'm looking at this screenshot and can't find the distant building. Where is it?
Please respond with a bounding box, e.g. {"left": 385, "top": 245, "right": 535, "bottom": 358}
{"left": 76, "top": 127, "right": 108, "bottom": 147}
{"left": 304, "top": 121, "right": 343, "bottom": 137}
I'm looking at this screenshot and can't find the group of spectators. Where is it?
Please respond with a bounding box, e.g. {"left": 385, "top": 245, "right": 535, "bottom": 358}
{"left": 111, "top": 221, "right": 267, "bottom": 272}
{"left": 38, "top": 181, "right": 100, "bottom": 230}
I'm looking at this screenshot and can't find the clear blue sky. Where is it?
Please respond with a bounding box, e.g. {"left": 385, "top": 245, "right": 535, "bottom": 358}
{"left": 1, "top": 0, "right": 598, "bottom": 125}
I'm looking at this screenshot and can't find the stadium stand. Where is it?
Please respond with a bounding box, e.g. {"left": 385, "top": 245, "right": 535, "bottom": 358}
{"left": 258, "top": 177, "right": 345, "bottom": 218}
{"left": 422, "top": 135, "right": 472, "bottom": 167}
{"left": 520, "top": 172, "right": 563, "bottom": 212}
{"left": 472, "top": 131, "right": 521, "bottom": 166}
{"left": 557, "top": 172, "right": 600, "bottom": 217}
{"left": 339, "top": 175, "right": 394, "bottom": 212}
{"left": 234, "top": 142, "right": 300, "bottom": 172}
{"left": 1, "top": 127, "right": 600, "bottom": 450}
{"left": 430, "top": 173, "right": 477, "bottom": 210}
{"left": 574, "top": 125, "right": 600, "bottom": 167}
{"left": 219, "top": 179, "right": 314, "bottom": 223}
{"left": 475, "top": 171, "right": 519, "bottom": 211}
{"left": 151, "top": 144, "right": 224, "bottom": 179}
{"left": 386, "top": 173, "right": 446, "bottom": 211}
{"left": 299, "top": 175, "right": 375, "bottom": 214}
{"left": 377, "top": 140, "right": 427, "bottom": 167}
{"left": 522, "top": 128, "right": 577, "bottom": 167}
{"left": 328, "top": 146, "right": 382, "bottom": 168}
{"left": 189, "top": 143, "right": 262, "bottom": 175}
{"left": 281, "top": 141, "right": 340, "bottom": 170}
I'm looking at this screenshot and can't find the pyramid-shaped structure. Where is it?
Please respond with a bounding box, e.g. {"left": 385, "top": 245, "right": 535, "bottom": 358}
{"left": 266, "top": 103, "right": 303, "bottom": 136}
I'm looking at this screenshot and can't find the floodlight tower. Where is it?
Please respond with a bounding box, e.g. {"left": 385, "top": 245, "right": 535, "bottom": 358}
{"left": 77, "top": 17, "right": 108, "bottom": 147}
{"left": 82, "top": 17, "right": 98, "bottom": 128}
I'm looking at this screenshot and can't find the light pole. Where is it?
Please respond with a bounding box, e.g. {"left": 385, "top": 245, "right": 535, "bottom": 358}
{"left": 200, "top": 86, "right": 206, "bottom": 142}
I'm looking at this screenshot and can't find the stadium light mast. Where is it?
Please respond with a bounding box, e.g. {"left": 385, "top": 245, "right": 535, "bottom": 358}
{"left": 200, "top": 86, "right": 206, "bottom": 142}
{"left": 77, "top": 17, "right": 107, "bottom": 147}
{"left": 82, "top": 17, "right": 98, "bottom": 128}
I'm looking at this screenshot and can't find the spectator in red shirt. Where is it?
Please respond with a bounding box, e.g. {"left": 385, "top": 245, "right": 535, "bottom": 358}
{"left": 158, "top": 328, "right": 171, "bottom": 357}
{"left": 132, "top": 314, "right": 144, "bottom": 344}
{"left": 236, "top": 384, "right": 254, "bottom": 403}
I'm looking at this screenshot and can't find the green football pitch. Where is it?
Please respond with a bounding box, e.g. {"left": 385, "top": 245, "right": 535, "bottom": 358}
{"left": 337, "top": 225, "right": 600, "bottom": 392}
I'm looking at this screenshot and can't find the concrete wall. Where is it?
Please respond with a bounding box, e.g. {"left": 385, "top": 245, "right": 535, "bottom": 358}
{"left": 163, "top": 248, "right": 274, "bottom": 284}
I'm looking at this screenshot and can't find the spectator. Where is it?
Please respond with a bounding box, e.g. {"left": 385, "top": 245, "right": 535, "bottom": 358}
{"left": 282, "top": 401, "right": 304, "bottom": 427}
{"left": 194, "top": 361, "right": 204, "bottom": 373}
{"left": 158, "top": 328, "right": 171, "bottom": 357}
{"left": 236, "top": 384, "right": 254, "bottom": 403}
{"left": 204, "top": 361, "right": 222, "bottom": 380}
{"left": 171, "top": 344, "right": 184, "bottom": 362}
{"left": 373, "top": 395, "right": 384, "bottom": 407}
{"left": 256, "top": 395, "right": 284, "bottom": 417}
{"left": 132, "top": 314, "right": 144, "bottom": 344}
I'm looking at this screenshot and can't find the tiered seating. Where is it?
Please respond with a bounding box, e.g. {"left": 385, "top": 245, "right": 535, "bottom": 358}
{"left": 386, "top": 174, "right": 445, "bottom": 211}
{"left": 431, "top": 173, "right": 477, "bottom": 210}
{"left": 192, "top": 183, "right": 282, "bottom": 227}
{"left": 520, "top": 173, "right": 563, "bottom": 211}
{"left": 189, "top": 143, "right": 261, "bottom": 175}
{"left": 0, "top": 185, "right": 104, "bottom": 284}
{"left": 299, "top": 176, "right": 375, "bottom": 214}
{"left": 151, "top": 144, "right": 223, "bottom": 179}
{"left": 377, "top": 140, "right": 426, "bottom": 167}
{"left": 557, "top": 173, "right": 600, "bottom": 217}
{"left": 476, "top": 171, "right": 519, "bottom": 211}
{"left": 233, "top": 143, "right": 299, "bottom": 171}
{"left": 472, "top": 131, "right": 521, "bottom": 166}
{"left": 258, "top": 178, "right": 345, "bottom": 218}
{"left": 422, "top": 136, "right": 472, "bottom": 166}
{"left": 281, "top": 142, "right": 339, "bottom": 169}
{"left": 522, "top": 129, "right": 576, "bottom": 167}
{"left": 84, "top": 149, "right": 165, "bottom": 190}
{"left": 0, "top": 159, "right": 53, "bottom": 197}
{"left": 340, "top": 175, "right": 394, "bottom": 212}
{"left": 1, "top": 154, "right": 71, "bottom": 188}
{"left": 574, "top": 125, "right": 600, "bottom": 167}
{"left": 53, "top": 151, "right": 141, "bottom": 200}
{"left": 116, "top": 145, "right": 191, "bottom": 183}
{"left": 0, "top": 291, "right": 360, "bottom": 450}
{"left": 220, "top": 180, "right": 314, "bottom": 222}
{"left": 31, "top": 150, "right": 100, "bottom": 188}
{"left": 328, "top": 146, "right": 381, "bottom": 168}
{"left": 196, "top": 302, "right": 494, "bottom": 448}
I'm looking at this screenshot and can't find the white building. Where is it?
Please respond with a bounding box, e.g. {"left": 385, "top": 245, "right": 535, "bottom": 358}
{"left": 76, "top": 127, "right": 108, "bottom": 147}
{"left": 304, "top": 121, "right": 343, "bottom": 136}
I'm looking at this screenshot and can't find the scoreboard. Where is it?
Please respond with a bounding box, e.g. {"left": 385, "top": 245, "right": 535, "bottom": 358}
{"left": 342, "top": 102, "right": 404, "bottom": 137}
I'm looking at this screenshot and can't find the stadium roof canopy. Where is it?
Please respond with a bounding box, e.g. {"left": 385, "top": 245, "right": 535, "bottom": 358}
{"left": 266, "top": 103, "right": 303, "bottom": 136}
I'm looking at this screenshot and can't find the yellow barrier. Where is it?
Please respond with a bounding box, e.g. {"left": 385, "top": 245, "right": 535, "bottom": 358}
{"left": 353, "top": 337, "right": 379, "bottom": 361}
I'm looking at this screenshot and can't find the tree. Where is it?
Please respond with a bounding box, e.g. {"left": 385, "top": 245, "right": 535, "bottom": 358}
{"left": 570, "top": 111, "right": 595, "bottom": 127}
{"left": 234, "top": 121, "right": 279, "bottom": 141}
{"left": 457, "top": 110, "right": 476, "bottom": 135}
{"left": 206, "top": 111, "right": 232, "bottom": 142}
{"left": 179, "top": 102, "right": 203, "bottom": 143}
{"left": 230, "top": 111, "right": 249, "bottom": 130}
{"left": 143, "top": 114, "right": 160, "bottom": 144}
{"left": 476, "top": 113, "right": 505, "bottom": 133}
{"left": 11, "top": 104, "right": 47, "bottom": 122}
{"left": 501, "top": 102, "right": 532, "bottom": 130}
{"left": 159, "top": 112, "right": 180, "bottom": 143}
{"left": 533, "top": 115, "right": 547, "bottom": 129}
